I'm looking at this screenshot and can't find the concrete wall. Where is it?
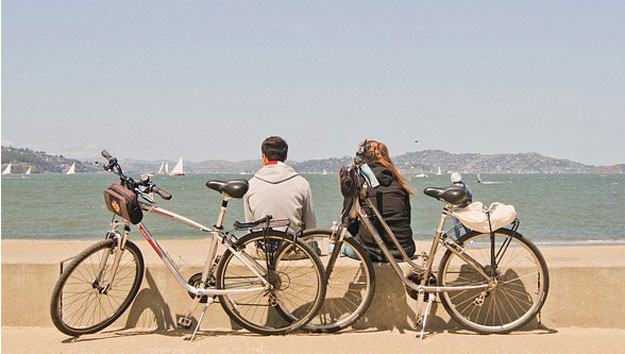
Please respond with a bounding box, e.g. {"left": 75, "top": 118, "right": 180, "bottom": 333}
{"left": 3, "top": 260, "right": 625, "bottom": 331}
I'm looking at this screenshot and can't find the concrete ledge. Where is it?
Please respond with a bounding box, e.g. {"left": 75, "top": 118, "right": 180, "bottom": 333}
{"left": 2, "top": 240, "right": 625, "bottom": 331}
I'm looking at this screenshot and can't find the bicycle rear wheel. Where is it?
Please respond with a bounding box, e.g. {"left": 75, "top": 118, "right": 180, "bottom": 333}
{"left": 216, "top": 231, "right": 326, "bottom": 335}
{"left": 299, "top": 229, "right": 375, "bottom": 333}
{"left": 50, "top": 239, "right": 144, "bottom": 336}
{"left": 438, "top": 229, "right": 549, "bottom": 334}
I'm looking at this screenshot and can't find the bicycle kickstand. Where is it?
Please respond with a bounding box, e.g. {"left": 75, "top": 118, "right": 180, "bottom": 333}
{"left": 190, "top": 297, "right": 215, "bottom": 342}
{"left": 414, "top": 289, "right": 435, "bottom": 341}
{"left": 419, "top": 293, "right": 435, "bottom": 341}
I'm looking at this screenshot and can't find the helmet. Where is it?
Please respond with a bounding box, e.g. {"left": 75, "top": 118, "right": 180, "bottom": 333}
{"left": 450, "top": 172, "right": 462, "bottom": 183}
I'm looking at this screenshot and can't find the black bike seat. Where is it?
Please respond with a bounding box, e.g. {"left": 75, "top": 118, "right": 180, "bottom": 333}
{"left": 206, "top": 180, "right": 249, "bottom": 199}
{"left": 423, "top": 186, "right": 468, "bottom": 205}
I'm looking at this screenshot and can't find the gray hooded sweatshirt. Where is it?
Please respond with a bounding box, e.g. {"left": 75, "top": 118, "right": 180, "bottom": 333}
{"left": 243, "top": 162, "right": 316, "bottom": 233}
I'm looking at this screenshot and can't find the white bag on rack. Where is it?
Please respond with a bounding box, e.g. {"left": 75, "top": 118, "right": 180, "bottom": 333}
{"left": 451, "top": 202, "right": 516, "bottom": 233}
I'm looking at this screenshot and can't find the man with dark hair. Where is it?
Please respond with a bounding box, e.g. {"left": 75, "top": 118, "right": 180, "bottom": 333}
{"left": 244, "top": 136, "right": 316, "bottom": 234}
{"left": 261, "top": 136, "right": 288, "bottom": 162}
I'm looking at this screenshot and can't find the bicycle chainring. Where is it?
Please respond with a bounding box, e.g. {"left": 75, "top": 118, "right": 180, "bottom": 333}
{"left": 187, "top": 272, "right": 216, "bottom": 303}
{"left": 405, "top": 272, "right": 437, "bottom": 301}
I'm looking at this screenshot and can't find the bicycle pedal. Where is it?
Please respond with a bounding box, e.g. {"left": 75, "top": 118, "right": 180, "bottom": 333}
{"left": 177, "top": 317, "right": 193, "bottom": 329}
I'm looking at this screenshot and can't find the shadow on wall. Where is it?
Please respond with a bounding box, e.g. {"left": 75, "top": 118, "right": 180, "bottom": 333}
{"left": 122, "top": 268, "right": 242, "bottom": 332}
{"left": 118, "top": 264, "right": 550, "bottom": 334}
{"left": 124, "top": 269, "right": 176, "bottom": 331}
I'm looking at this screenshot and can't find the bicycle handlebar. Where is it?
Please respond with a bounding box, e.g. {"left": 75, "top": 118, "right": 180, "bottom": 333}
{"left": 101, "top": 150, "right": 113, "bottom": 161}
{"left": 152, "top": 185, "right": 172, "bottom": 200}
{"left": 98, "top": 149, "right": 173, "bottom": 201}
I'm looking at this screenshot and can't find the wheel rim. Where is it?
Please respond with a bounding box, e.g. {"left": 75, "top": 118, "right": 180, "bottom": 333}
{"left": 440, "top": 232, "right": 546, "bottom": 332}
{"left": 219, "top": 235, "right": 323, "bottom": 332}
{"left": 303, "top": 235, "right": 373, "bottom": 330}
{"left": 58, "top": 244, "right": 140, "bottom": 332}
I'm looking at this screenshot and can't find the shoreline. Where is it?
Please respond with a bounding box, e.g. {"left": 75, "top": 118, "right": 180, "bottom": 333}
{"left": 3, "top": 236, "right": 625, "bottom": 246}
{"left": 3, "top": 238, "right": 625, "bottom": 267}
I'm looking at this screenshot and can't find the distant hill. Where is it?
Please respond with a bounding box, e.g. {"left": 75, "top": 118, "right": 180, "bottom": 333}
{"left": 391, "top": 150, "right": 596, "bottom": 174}
{"left": 1, "top": 146, "right": 99, "bottom": 174}
{"left": 2, "top": 146, "right": 623, "bottom": 174}
{"left": 590, "top": 164, "right": 625, "bottom": 174}
{"left": 115, "top": 150, "right": 624, "bottom": 174}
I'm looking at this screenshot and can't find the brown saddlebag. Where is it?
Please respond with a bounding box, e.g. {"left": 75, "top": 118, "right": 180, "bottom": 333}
{"left": 103, "top": 183, "right": 143, "bottom": 224}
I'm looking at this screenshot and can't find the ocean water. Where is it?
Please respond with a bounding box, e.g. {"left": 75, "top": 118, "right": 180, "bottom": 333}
{"left": 1, "top": 173, "right": 624, "bottom": 242}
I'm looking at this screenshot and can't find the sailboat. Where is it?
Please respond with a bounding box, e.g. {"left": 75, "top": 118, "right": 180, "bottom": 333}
{"left": 2, "top": 162, "right": 12, "bottom": 175}
{"left": 322, "top": 169, "right": 328, "bottom": 175}
{"left": 165, "top": 162, "right": 169, "bottom": 174}
{"left": 436, "top": 167, "right": 442, "bottom": 175}
{"left": 157, "top": 162, "right": 166, "bottom": 175}
{"left": 66, "top": 162, "right": 76, "bottom": 175}
{"left": 25, "top": 167, "right": 32, "bottom": 175}
{"left": 169, "top": 157, "right": 185, "bottom": 176}
{"left": 477, "top": 173, "right": 482, "bottom": 184}
{"left": 414, "top": 158, "right": 428, "bottom": 178}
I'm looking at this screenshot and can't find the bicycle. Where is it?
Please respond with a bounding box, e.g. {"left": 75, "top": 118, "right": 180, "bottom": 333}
{"left": 299, "top": 141, "right": 549, "bottom": 338}
{"left": 50, "top": 151, "right": 326, "bottom": 340}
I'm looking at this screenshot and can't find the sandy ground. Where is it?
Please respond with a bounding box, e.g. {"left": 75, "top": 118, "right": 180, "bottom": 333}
{"left": 2, "top": 326, "right": 625, "bottom": 354}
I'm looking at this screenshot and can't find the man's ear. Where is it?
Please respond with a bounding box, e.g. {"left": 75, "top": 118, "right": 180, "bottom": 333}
{"left": 262, "top": 154, "right": 268, "bottom": 164}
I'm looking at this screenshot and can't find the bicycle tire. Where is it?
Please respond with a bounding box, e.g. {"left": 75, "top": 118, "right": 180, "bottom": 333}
{"left": 50, "top": 239, "right": 144, "bottom": 336}
{"left": 298, "top": 229, "right": 376, "bottom": 333}
{"left": 438, "top": 228, "right": 549, "bottom": 334}
{"left": 215, "top": 231, "right": 326, "bottom": 335}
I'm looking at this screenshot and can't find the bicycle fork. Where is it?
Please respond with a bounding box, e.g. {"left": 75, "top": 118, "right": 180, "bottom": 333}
{"left": 94, "top": 222, "right": 130, "bottom": 294}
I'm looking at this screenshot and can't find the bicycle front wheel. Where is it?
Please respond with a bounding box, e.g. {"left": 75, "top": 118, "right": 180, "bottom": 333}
{"left": 438, "top": 229, "right": 549, "bottom": 334}
{"left": 299, "top": 229, "right": 375, "bottom": 333}
{"left": 216, "top": 231, "right": 326, "bottom": 335}
{"left": 50, "top": 239, "right": 144, "bottom": 336}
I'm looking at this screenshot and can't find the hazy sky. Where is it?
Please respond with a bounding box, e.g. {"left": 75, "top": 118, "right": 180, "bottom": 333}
{"left": 2, "top": 1, "right": 624, "bottom": 165}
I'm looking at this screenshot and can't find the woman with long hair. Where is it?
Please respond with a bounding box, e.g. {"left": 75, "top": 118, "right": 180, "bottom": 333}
{"left": 348, "top": 140, "right": 415, "bottom": 261}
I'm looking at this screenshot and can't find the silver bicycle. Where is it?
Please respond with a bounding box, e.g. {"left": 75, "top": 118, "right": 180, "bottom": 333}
{"left": 50, "top": 151, "right": 326, "bottom": 339}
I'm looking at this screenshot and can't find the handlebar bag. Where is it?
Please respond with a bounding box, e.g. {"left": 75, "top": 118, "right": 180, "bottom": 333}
{"left": 103, "top": 183, "right": 143, "bottom": 224}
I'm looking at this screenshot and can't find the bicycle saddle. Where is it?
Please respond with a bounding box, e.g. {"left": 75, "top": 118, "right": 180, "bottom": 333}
{"left": 423, "top": 186, "right": 468, "bottom": 205}
{"left": 206, "top": 180, "right": 249, "bottom": 199}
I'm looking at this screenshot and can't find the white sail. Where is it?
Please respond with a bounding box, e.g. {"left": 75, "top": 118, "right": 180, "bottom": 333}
{"left": 165, "top": 162, "right": 169, "bottom": 174}
{"left": 66, "top": 162, "right": 76, "bottom": 175}
{"left": 25, "top": 167, "right": 32, "bottom": 175}
{"left": 2, "top": 163, "right": 11, "bottom": 175}
{"left": 436, "top": 167, "right": 442, "bottom": 175}
{"left": 158, "top": 162, "right": 165, "bottom": 174}
{"left": 322, "top": 169, "right": 328, "bottom": 175}
{"left": 169, "top": 157, "right": 185, "bottom": 176}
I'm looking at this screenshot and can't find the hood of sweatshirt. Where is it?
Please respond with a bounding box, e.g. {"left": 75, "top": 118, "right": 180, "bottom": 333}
{"left": 253, "top": 162, "right": 300, "bottom": 184}
{"left": 369, "top": 163, "right": 395, "bottom": 187}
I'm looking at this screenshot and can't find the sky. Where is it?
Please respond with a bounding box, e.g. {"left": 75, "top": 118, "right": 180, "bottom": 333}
{"left": 2, "top": 1, "right": 625, "bottom": 165}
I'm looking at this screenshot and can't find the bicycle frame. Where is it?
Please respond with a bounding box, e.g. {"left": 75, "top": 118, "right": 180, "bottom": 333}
{"left": 102, "top": 195, "right": 270, "bottom": 299}
{"left": 336, "top": 182, "right": 492, "bottom": 295}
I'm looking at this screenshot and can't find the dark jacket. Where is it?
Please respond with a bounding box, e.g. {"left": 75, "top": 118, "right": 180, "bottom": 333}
{"left": 349, "top": 163, "right": 415, "bottom": 261}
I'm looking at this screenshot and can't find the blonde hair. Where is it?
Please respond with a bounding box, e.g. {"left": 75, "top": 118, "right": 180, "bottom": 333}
{"left": 360, "top": 140, "right": 413, "bottom": 195}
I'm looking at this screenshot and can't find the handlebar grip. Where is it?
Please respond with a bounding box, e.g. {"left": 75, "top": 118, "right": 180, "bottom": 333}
{"left": 152, "top": 185, "right": 172, "bottom": 200}
{"left": 101, "top": 150, "right": 117, "bottom": 164}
